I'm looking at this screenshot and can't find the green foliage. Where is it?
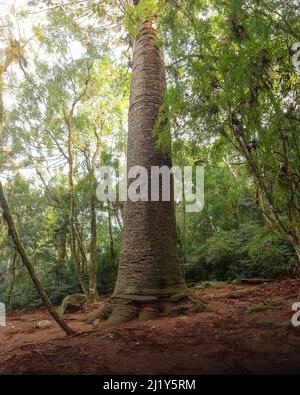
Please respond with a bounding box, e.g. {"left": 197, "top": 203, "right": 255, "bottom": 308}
{"left": 1, "top": 0, "right": 299, "bottom": 311}
{"left": 97, "top": 253, "right": 118, "bottom": 294}
{"left": 124, "top": 0, "right": 160, "bottom": 36}
{"left": 177, "top": 143, "right": 299, "bottom": 281}
{"left": 161, "top": 0, "right": 300, "bottom": 253}
{"left": 183, "top": 223, "right": 297, "bottom": 282}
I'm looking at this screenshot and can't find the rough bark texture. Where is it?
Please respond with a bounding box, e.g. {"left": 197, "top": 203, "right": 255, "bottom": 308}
{"left": 85, "top": 19, "right": 194, "bottom": 326}
{"left": 112, "top": 22, "right": 186, "bottom": 302}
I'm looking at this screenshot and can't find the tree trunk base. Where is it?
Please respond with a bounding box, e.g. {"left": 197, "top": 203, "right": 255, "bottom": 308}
{"left": 86, "top": 293, "right": 206, "bottom": 327}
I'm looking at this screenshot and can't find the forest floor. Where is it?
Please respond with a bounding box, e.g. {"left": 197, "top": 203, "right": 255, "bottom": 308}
{"left": 1, "top": 279, "right": 300, "bottom": 375}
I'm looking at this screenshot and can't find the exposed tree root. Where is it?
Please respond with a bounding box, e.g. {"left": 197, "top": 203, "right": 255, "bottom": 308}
{"left": 86, "top": 293, "right": 206, "bottom": 327}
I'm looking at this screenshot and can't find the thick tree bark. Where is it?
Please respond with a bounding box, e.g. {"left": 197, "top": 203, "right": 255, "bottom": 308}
{"left": 87, "top": 17, "right": 190, "bottom": 327}
{"left": 112, "top": 21, "right": 186, "bottom": 303}
{"left": 0, "top": 182, "right": 75, "bottom": 336}
{"left": 85, "top": 6, "right": 204, "bottom": 327}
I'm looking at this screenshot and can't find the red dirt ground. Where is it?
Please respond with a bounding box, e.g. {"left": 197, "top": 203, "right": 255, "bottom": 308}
{"left": 0, "top": 279, "right": 300, "bottom": 375}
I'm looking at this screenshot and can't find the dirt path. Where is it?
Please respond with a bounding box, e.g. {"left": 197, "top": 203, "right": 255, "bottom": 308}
{"left": 1, "top": 279, "right": 300, "bottom": 375}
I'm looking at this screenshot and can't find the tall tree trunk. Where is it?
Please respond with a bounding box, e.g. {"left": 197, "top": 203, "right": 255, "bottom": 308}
{"left": 92, "top": 13, "right": 187, "bottom": 326}
{"left": 88, "top": 180, "right": 99, "bottom": 303}
{"left": 56, "top": 221, "right": 67, "bottom": 262}
{"left": 108, "top": 204, "right": 116, "bottom": 274}
{"left": 0, "top": 71, "right": 3, "bottom": 137}
{"left": 0, "top": 71, "right": 6, "bottom": 171}
{"left": 66, "top": 117, "right": 88, "bottom": 297}
{"left": 289, "top": 235, "right": 300, "bottom": 264}
{"left": 113, "top": 20, "right": 186, "bottom": 300}
{"left": 0, "top": 182, "right": 75, "bottom": 336}
{"left": 57, "top": 236, "right": 67, "bottom": 262}
{"left": 87, "top": 127, "right": 101, "bottom": 303}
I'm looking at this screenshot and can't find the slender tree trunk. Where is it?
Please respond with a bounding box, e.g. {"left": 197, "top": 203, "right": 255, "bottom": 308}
{"left": 66, "top": 118, "right": 88, "bottom": 297}
{"left": 289, "top": 235, "right": 300, "bottom": 263}
{"left": 0, "top": 71, "right": 6, "bottom": 171}
{"left": 108, "top": 204, "right": 116, "bottom": 273}
{"left": 295, "top": 244, "right": 300, "bottom": 262}
{"left": 182, "top": 169, "right": 187, "bottom": 271}
{"left": 87, "top": 127, "right": 101, "bottom": 303}
{"left": 88, "top": 179, "right": 99, "bottom": 303}
{"left": 0, "top": 48, "right": 75, "bottom": 333}
{"left": 228, "top": 119, "right": 300, "bottom": 264}
{"left": 73, "top": 233, "right": 88, "bottom": 296}
{"left": 7, "top": 251, "right": 18, "bottom": 310}
{"left": 0, "top": 182, "right": 75, "bottom": 336}
{"left": 57, "top": 236, "right": 67, "bottom": 261}
{"left": 57, "top": 221, "right": 67, "bottom": 262}
{"left": 0, "top": 71, "right": 3, "bottom": 136}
